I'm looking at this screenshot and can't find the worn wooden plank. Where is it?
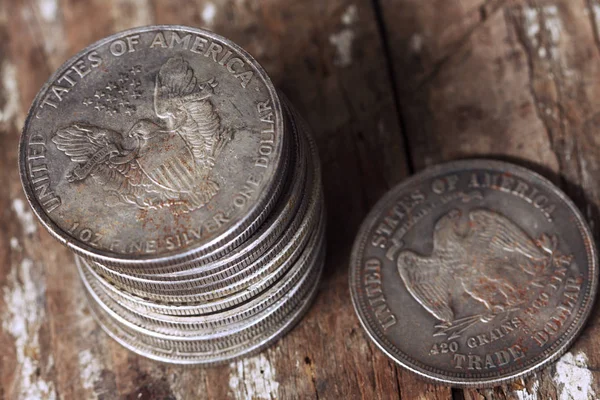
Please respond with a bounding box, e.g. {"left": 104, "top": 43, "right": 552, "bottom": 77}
{"left": 12, "top": 0, "right": 600, "bottom": 397}
{"left": 381, "top": 0, "right": 600, "bottom": 398}
{"left": 0, "top": 0, "right": 444, "bottom": 399}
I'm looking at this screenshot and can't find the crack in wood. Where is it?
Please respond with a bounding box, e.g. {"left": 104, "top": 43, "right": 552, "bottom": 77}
{"left": 509, "top": 3, "right": 563, "bottom": 176}
{"left": 412, "top": 0, "right": 509, "bottom": 94}
{"left": 372, "top": 0, "right": 415, "bottom": 174}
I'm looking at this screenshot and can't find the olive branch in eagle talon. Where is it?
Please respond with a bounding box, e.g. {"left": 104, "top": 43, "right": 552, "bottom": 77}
{"left": 397, "top": 208, "right": 573, "bottom": 339}
{"left": 52, "top": 56, "right": 234, "bottom": 212}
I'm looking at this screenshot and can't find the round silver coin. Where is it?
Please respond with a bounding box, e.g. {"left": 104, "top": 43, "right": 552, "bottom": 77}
{"left": 77, "top": 223, "right": 321, "bottom": 332}
{"left": 81, "top": 234, "right": 325, "bottom": 364}
{"left": 19, "top": 25, "right": 288, "bottom": 270}
{"left": 90, "top": 105, "right": 309, "bottom": 282}
{"left": 79, "top": 224, "right": 324, "bottom": 337}
{"left": 80, "top": 204, "right": 325, "bottom": 315}
{"left": 349, "top": 159, "right": 597, "bottom": 387}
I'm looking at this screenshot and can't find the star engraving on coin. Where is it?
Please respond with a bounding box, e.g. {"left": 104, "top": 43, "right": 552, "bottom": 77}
{"left": 85, "top": 66, "right": 144, "bottom": 117}
{"left": 51, "top": 56, "right": 234, "bottom": 213}
{"left": 18, "top": 26, "right": 326, "bottom": 366}
{"left": 19, "top": 26, "right": 288, "bottom": 264}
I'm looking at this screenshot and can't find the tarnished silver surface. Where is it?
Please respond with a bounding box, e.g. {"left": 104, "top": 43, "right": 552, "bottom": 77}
{"left": 78, "top": 217, "right": 325, "bottom": 337}
{"left": 19, "top": 25, "right": 327, "bottom": 365}
{"left": 79, "top": 205, "right": 324, "bottom": 315}
{"left": 89, "top": 108, "right": 310, "bottom": 286}
{"left": 19, "top": 25, "right": 288, "bottom": 270}
{"left": 349, "top": 159, "right": 598, "bottom": 387}
{"left": 86, "top": 251, "right": 324, "bottom": 365}
{"left": 89, "top": 138, "right": 320, "bottom": 301}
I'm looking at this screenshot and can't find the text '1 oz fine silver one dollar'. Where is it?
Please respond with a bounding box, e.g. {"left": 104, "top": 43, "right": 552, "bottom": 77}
{"left": 20, "top": 25, "right": 287, "bottom": 270}
{"left": 19, "top": 25, "right": 326, "bottom": 365}
{"left": 349, "top": 159, "right": 597, "bottom": 387}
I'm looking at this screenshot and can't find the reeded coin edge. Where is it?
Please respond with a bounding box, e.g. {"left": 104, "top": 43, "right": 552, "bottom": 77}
{"left": 19, "top": 25, "right": 287, "bottom": 268}
{"left": 80, "top": 232, "right": 324, "bottom": 340}
{"left": 85, "top": 252, "right": 325, "bottom": 365}
{"left": 349, "top": 159, "right": 598, "bottom": 388}
{"left": 81, "top": 228, "right": 325, "bottom": 346}
{"left": 79, "top": 228, "right": 320, "bottom": 331}
{"left": 81, "top": 203, "right": 325, "bottom": 315}
{"left": 77, "top": 207, "right": 325, "bottom": 328}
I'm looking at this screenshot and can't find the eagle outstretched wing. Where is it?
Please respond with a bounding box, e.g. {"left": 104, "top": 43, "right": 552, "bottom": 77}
{"left": 397, "top": 250, "right": 455, "bottom": 322}
{"left": 52, "top": 123, "right": 177, "bottom": 209}
{"left": 154, "top": 56, "right": 233, "bottom": 177}
{"left": 467, "top": 209, "right": 545, "bottom": 261}
{"left": 53, "top": 124, "right": 113, "bottom": 163}
{"left": 52, "top": 124, "right": 125, "bottom": 182}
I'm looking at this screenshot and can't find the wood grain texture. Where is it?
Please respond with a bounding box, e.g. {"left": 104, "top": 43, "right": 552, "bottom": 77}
{"left": 0, "top": 0, "right": 421, "bottom": 399}
{"left": 380, "top": 0, "right": 600, "bottom": 398}
{"left": 1, "top": 0, "right": 599, "bottom": 399}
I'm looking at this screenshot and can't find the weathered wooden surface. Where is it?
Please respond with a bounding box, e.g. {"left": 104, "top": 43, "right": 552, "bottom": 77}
{"left": 0, "top": 0, "right": 599, "bottom": 399}
{"left": 381, "top": 0, "right": 600, "bottom": 399}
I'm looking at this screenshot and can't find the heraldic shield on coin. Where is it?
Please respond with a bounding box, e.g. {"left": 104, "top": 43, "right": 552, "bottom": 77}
{"left": 350, "top": 160, "right": 598, "bottom": 387}
{"left": 19, "top": 26, "right": 285, "bottom": 264}
{"left": 52, "top": 56, "right": 233, "bottom": 212}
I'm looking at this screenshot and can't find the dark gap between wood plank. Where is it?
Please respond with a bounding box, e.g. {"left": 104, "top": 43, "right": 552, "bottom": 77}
{"left": 371, "top": 0, "right": 415, "bottom": 175}
{"left": 452, "top": 387, "right": 466, "bottom": 400}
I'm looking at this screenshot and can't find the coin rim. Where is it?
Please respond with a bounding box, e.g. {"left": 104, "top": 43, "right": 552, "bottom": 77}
{"left": 79, "top": 223, "right": 325, "bottom": 339}
{"left": 18, "top": 25, "right": 286, "bottom": 268}
{"left": 77, "top": 221, "right": 321, "bottom": 330}
{"left": 91, "top": 101, "right": 308, "bottom": 278}
{"left": 349, "top": 158, "right": 599, "bottom": 388}
{"left": 83, "top": 247, "right": 325, "bottom": 365}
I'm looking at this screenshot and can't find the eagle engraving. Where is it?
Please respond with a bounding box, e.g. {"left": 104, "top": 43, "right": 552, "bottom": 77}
{"left": 52, "top": 56, "right": 234, "bottom": 212}
{"left": 397, "top": 208, "right": 572, "bottom": 338}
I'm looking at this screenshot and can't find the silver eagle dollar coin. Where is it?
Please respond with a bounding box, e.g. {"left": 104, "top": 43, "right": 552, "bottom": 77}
{"left": 88, "top": 104, "right": 312, "bottom": 286}
{"left": 19, "top": 25, "right": 288, "bottom": 270}
{"left": 349, "top": 159, "right": 597, "bottom": 387}
{"left": 19, "top": 25, "right": 327, "bottom": 365}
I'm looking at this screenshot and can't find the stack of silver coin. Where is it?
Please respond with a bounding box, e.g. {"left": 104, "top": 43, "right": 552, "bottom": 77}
{"left": 19, "top": 26, "right": 325, "bottom": 364}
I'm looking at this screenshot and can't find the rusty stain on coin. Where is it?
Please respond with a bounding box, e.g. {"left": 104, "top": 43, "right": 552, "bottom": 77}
{"left": 19, "top": 26, "right": 287, "bottom": 269}
{"left": 350, "top": 159, "right": 598, "bottom": 387}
